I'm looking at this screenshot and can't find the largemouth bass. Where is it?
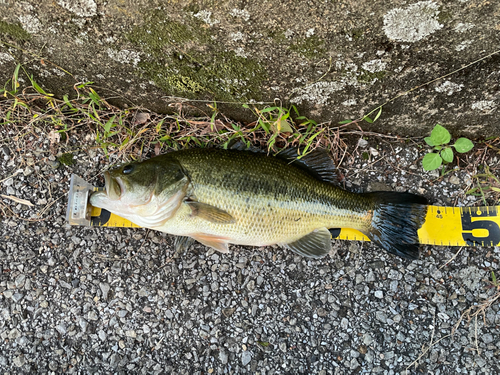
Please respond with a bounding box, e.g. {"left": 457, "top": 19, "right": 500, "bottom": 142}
{"left": 90, "top": 147, "right": 428, "bottom": 259}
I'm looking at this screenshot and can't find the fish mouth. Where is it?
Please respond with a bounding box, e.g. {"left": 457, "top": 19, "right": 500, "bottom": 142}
{"left": 104, "top": 172, "right": 124, "bottom": 200}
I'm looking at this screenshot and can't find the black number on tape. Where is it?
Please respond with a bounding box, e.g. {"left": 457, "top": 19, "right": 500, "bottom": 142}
{"left": 91, "top": 209, "right": 111, "bottom": 226}
{"left": 329, "top": 228, "right": 341, "bottom": 239}
{"left": 461, "top": 208, "right": 500, "bottom": 246}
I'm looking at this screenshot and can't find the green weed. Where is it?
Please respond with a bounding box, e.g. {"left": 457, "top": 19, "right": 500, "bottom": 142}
{"left": 338, "top": 106, "right": 383, "bottom": 127}
{"left": 422, "top": 124, "right": 474, "bottom": 173}
{"left": 466, "top": 164, "right": 500, "bottom": 205}
{"left": 0, "top": 64, "right": 341, "bottom": 163}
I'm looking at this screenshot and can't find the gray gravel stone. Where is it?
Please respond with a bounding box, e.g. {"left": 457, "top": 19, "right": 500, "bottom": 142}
{"left": 100, "top": 282, "right": 110, "bottom": 300}
{"left": 13, "top": 355, "right": 25, "bottom": 368}
{"left": 241, "top": 351, "right": 252, "bottom": 366}
{"left": 1, "top": 145, "right": 10, "bottom": 159}
{"left": 87, "top": 311, "right": 98, "bottom": 320}
{"left": 11, "top": 293, "right": 23, "bottom": 303}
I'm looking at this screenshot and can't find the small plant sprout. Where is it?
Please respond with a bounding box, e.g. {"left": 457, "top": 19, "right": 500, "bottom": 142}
{"left": 422, "top": 124, "right": 474, "bottom": 172}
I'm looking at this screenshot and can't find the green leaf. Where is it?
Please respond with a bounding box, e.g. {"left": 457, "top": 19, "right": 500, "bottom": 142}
{"left": 424, "top": 137, "right": 434, "bottom": 147}
{"left": 273, "top": 119, "right": 293, "bottom": 133}
{"left": 338, "top": 119, "right": 352, "bottom": 125}
{"left": 440, "top": 147, "right": 454, "bottom": 163}
{"left": 12, "top": 63, "right": 21, "bottom": 93}
{"left": 104, "top": 115, "right": 116, "bottom": 133}
{"left": 106, "top": 131, "right": 119, "bottom": 138}
{"left": 30, "top": 76, "right": 53, "bottom": 96}
{"left": 89, "top": 87, "right": 101, "bottom": 106}
{"left": 373, "top": 107, "right": 383, "bottom": 122}
{"left": 491, "top": 187, "right": 500, "bottom": 193}
{"left": 242, "top": 104, "right": 249, "bottom": 109}
{"left": 155, "top": 119, "right": 165, "bottom": 133}
{"left": 363, "top": 115, "right": 373, "bottom": 124}
{"left": 429, "top": 124, "right": 451, "bottom": 146}
{"left": 453, "top": 138, "right": 474, "bottom": 153}
{"left": 422, "top": 152, "right": 442, "bottom": 171}
{"left": 258, "top": 119, "right": 270, "bottom": 133}
{"left": 465, "top": 187, "right": 479, "bottom": 194}
{"left": 260, "top": 106, "right": 278, "bottom": 114}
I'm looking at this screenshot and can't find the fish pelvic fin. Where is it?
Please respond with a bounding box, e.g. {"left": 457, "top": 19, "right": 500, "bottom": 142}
{"left": 173, "top": 236, "right": 195, "bottom": 255}
{"left": 283, "top": 227, "right": 332, "bottom": 258}
{"left": 363, "top": 192, "right": 428, "bottom": 260}
{"left": 191, "top": 233, "right": 230, "bottom": 254}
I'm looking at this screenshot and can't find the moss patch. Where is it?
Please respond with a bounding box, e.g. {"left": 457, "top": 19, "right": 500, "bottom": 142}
{"left": 58, "top": 153, "right": 75, "bottom": 166}
{"left": 352, "top": 28, "right": 364, "bottom": 40}
{"left": 437, "top": 9, "right": 452, "bottom": 23}
{"left": 128, "top": 10, "right": 266, "bottom": 101}
{"left": 289, "top": 35, "right": 326, "bottom": 59}
{"left": 0, "top": 20, "right": 31, "bottom": 41}
{"left": 358, "top": 70, "right": 387, "bottom": 83}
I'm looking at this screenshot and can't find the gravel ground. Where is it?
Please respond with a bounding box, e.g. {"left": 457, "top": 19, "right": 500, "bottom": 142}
{"left": 1, "top": 126, "right": 499, "bottom": 374}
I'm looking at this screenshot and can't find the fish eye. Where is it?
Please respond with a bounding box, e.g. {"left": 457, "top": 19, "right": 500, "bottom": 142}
{"left": 122, "top": 164, "right": 134, "bottom": 174}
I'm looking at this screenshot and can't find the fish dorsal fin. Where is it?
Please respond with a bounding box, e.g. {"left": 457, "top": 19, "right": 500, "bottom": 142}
{"left": 186, "top": 202, "right": 235, "bottom": 224}
{"left": 226, "top": 139, "right": 263, "bottom": 153}
{"left": 283, "top": 227, "right": 332, "bottom": 258}
{"left": 277, "top": 148, "right": 337, "bottom": 183}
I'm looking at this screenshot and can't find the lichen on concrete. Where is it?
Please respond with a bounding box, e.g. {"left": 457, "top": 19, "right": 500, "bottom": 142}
{"left": 56, "top": 0, "right": 97, "bottom": 17}
{"left": 0, "top": 0, "right": 498, "bottom": 137}
{"left": 106, "top": 48, "right": 141, "bottom": 67}
{"left": 193, "top": 10, "right": 219, "bottom": 26}
{"left": 455, "top": 40, "right": 473, "bottom": 51}
{"left": 291, "top": 81, "right": 345, "bottom": 105}
{"left": 435, "top": 81, "right": 464, "bottom": 96}
{"left": 471, "top": 100, "right": 497, "bottom": 113}
{"left": 0, "top": 52, "right": 15, "bottom": 65}
{"left": 17, "top": 15, "right": 41, "bottom": 34}
{"left": 229, "top": 8, "right": 251, "bottom": 21}
{"left": 383, "top": 1, "right": 443, "bottom": 43}
{"left": 454, "top": 22, "right": 475, "bottom": 32}
{"left": 361, "top": 60, "right": 387, "bottom": 74}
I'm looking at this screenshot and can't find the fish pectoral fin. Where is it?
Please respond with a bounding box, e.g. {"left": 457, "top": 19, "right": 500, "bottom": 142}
{"left": 186, "top": 202, "right": 235, "bottom": 224}
{"left": 191, "top": 233, "right": 230, "bottom": 254}
{"left": 283, "top": 227, "right": 332, "bottom": 259}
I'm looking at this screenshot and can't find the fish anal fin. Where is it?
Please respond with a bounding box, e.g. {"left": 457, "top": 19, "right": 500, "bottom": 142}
{"left": 186, "top": 202, "right": 235, "bottom": 224}
{"left": 191, "top": 233, "right": 230, "bottom": 254}
{"left": 283, "top": 227, "right": 332, "bottom": 258}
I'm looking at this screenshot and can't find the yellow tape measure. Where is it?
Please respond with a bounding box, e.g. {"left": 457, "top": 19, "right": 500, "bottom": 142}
{"left": 89, "top": 205, "right": 500, "bottom": 247}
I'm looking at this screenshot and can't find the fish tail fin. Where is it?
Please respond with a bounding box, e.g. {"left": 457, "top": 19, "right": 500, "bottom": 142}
{"left": 362, "top": 192, "right": 428, "bottom": 260}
